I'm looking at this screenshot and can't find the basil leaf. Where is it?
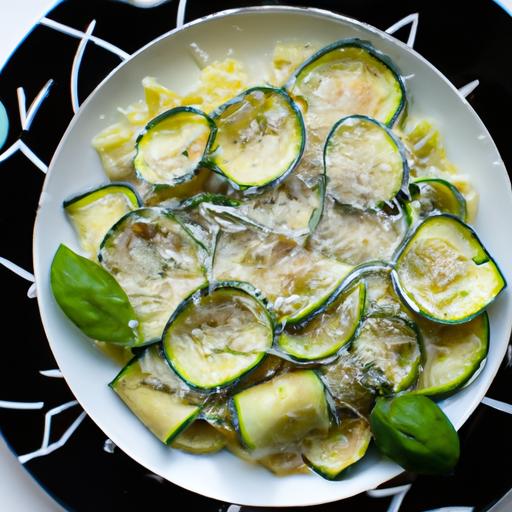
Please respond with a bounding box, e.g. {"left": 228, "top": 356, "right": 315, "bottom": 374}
{"left": 50, "top": 244, "right": 141, "bottom": 345}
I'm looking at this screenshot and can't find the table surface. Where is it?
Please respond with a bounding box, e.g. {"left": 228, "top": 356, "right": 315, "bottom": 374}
{"left": 1, "top": 1, "right": 512, "bottom": 511}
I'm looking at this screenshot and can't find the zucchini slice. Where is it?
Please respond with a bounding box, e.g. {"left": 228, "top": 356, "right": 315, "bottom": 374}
{"left": 287, "top": 39, "right": 406, "bottom": 141}
{"left": 308, "top": 197, "right": 408, "bottom": 265}
{"left": 110, "top": 351, "right": 200, "bottom": 444}
{"left": 171, "top": 420, "right": 227, "bottom": 454}
{"left": 258, "top": 452, "right": 309, "bottom": 476}
{"left": 302, "top": 417, "right": 371, "bottom": 480}
{"left": 351, "top": 315, "right": 421, "bottom": 394}
{"left": 213, "top": 229, "right": 353, "bottom": 325}
{"left": 320, "top": 354, "right": 376, "bottom": 416}
{"left": 406, "top": 177, "right": 467, "bottom": 225}
{"left": 393, "top": 214, "right": 506, "bottom": 323}
{"left": 206, "top": 87, "right": 305, "bottom": 191}
{"left": 177, "top": 193, "right": 240, "bottom": 210}
{"left": 232, "top": 370, "right": 330, "bottom": 452}
{"left": 364, "top": 269, "right": 411, "bottom": 319}
{"left": 204, "top": 174, "right": 326, "bottom": 236}
{"left": 415, "top": 312, "right": 489, "bottom": 396}
{"left": 324, "top": 115, "right": 408, "bottom": 209}
{"left": 162, "top": 282, "right": 274, "bottom": 390}
{"left": 64, "top": 183, "right": 141, "bottom": 258}
{"left": 134, "top": 107, "right": 215, "bottom": 188}
{"left": 99, "top": 207, "right": 207, "bottom": 343}
{"left": 277, "top": 281, "right": 365, "bottom": 361}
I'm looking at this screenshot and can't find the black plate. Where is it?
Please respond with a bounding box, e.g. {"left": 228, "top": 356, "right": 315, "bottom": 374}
{"left": 1, "top": 1, "right": 511, "bottom": 510}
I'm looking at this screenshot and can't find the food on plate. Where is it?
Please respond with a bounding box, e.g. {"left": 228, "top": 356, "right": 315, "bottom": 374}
{"left": 50, "top": 38, "right": 505, "bottom": 479}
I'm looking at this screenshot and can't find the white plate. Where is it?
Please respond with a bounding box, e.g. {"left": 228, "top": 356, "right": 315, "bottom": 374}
{"left": 33, "top": 6, "right": 512, "bottom": 507}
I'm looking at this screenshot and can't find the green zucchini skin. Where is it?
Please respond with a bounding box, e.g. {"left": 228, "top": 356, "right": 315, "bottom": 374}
{"left": 205, "top": 86, "right": 306, "bottom": 193}
{"left": 277, "top": 281, "right": 366, "bottom": 362}
{"left": 301, "top": 417, "right": 372, "bottom": 480}
{"left": 231, "top": 370, "right": 331, "bottom": 452}
{"left": 204, "top": 174, "right": 326, "bottom": 237}
{"left": 109, "top": 349, "right": 201, "bottom": 445}
{"left": 134, "top": 106, "right": 216, "bottom": 188}
{"left": 351, "top": 314, "right": 422, "bottom": 395}
{"left": 63, "top": 182, "right": 143, "bottom": 259}
{"left": 405, "top": 177, "right": 467, "bottom": 225}
{"left": 323, "top": 115, "right": 409, "bottom": 209}
{"left": 98, "top": 207, "right": 208, "bottom": 344}
{"left": 63, "top": 182, "right": 142, "bottom": 209}
{"left": 392, "top": 214, "right": 507, "bottom": 324}
{"left": 414, "top": 311, "right": 489, "bottom": 397}
{"left": 286, "top": 38, "right": 406, "bottom": 127}
{"left": 98, "top": 206, "right": 209, "bottom": 254}
{"left": 162, "top": 281, "right": 275, "bottom": 391}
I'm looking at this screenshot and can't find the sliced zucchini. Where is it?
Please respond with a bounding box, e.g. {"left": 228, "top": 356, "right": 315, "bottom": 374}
{"left": 320, "top": 354, "right": 376, "bottom": 416}
{"left": 302, "top": 417, "right": 371, "bottom": 480}
{"left": 213, "top": 228, "right": 353, "bottom": 325}
{"left": 232, "top": 370, "right": 330, "bottom": 453}
{"left": 137, "top": 344, "right": 205, "bottom": 405}
{"left": 110, "top": 352, "right": 200, "bottom": 444}
{"left": 258, "top": 452, "right": 309, "bottom": 476}
{"left": 351, "top": 315, "right": 421, "bottom": 394}
{"left": 324, "top": 115, "right": 408, "bottom": 209}
{"left": 134, "top": 107, "right": 215, "bottom": 188}
{"left": 364, "top": 269, "right": 411, "bottom": 319}
{"left": 162, "top": 282, "right": 274, "bottom": 390}
{"left": 308, "top": 197, "right": 408, "bottom": 265}
{"left": 64, "top": 183, "right": 141, "bottom": 258}
{"left": 226, "top": 439, "right": 309, "bottom": 475}
{"left": 287, "top": 39, "right": 406, "bottom": 141}
{"left": 393, "top": 214, "right": 506, "bottom": 323}
{"left": 206, "top": 87, "right": 305, "bottom": 191}
{"left": 406, "top": 177, "right": 467, "bottom": 225}
{"left": 204, "top": 174, "right": 325, "bottom": 236}
{"left": 415, "top": 312, "right": 489, "bottom": 396}
{"left": 277, "top": 281, "right": 365, "bottom": 361}
{"left": 177, "top": 193, "right": 240, "bottom": 210}
{"left": 172, "top": 420, "right": 226, "bottom": 454}
{"left": 99, "top": 207, "right": 207, "bottom": 343}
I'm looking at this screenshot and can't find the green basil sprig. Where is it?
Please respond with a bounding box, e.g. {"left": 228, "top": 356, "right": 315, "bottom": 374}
{"left": 50, "top": 244, "right": 141, "bottom": 345}
{"left": 370, "top": 394, "right": 460, "bottom": 474}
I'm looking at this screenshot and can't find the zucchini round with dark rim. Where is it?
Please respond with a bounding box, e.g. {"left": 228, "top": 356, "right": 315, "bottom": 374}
{"left": 134, "top": 107, "right": 215, "bottom": 188}
{"left": 204, "top": 174, "right": 326, "bottom": 236}
{"left": 206, "top": 86, "right": 305, "bottom": 191}
{"left": 323, "top": 115, "right": 408, "bottom": 209}
{"left": 286, "top": 38, "right": 406, "bottom": 139}
{"left": 320, "top": 354, "right": 376, "bottom": 416}
{"left": 99, "top": 207, "right": 207, "bottom": 343}
{"left": 162, "top": 282, "right": 274, "bottom": 390}
{"left": 352, "top": 315, "right": 421, "bottom": 394}
{"left": 277, "top": 281, "right": 365, "bottom": 361}
{"left": 414, "top": 312, "right": 489, "bottom": 396}
{"left": 302, "top": 417, "right": 371, "bottom": 480}
{"left": 64, "top": 183, "right": 141, "bottom": 258}
{"left": 232, "top": 370, "right": 330, "bottom": 453}
{"left": 212, "top": 228, "right": 353, "bottom": 325}
{"left": 392, "top": 214, "right": 506, "bottom": 323}
{"left": 308, "top": 197, "right": 408, "bottom": 265}
{"left": 109, "top": 351, "right": 200, "bottom": 444}
{"left": 406, "top": 177, "right": 467, "bottom": 225}
{"left": 364, "top": 268, "right": 411, "bottom": 319}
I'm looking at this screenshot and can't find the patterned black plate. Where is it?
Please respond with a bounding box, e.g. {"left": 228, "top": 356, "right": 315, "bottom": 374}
{"left": 1, "top": 1, "right": 511, "bottom": 510}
